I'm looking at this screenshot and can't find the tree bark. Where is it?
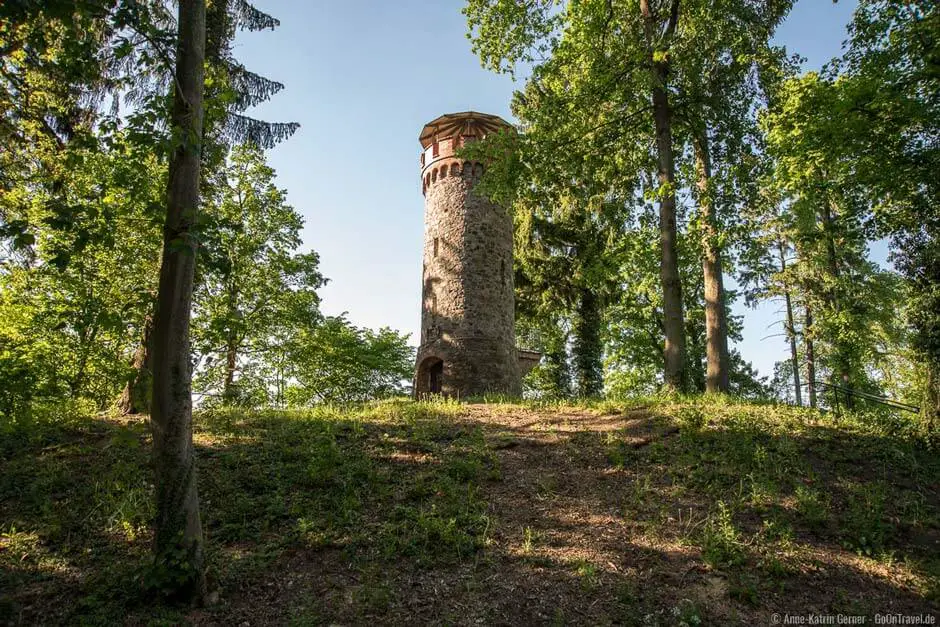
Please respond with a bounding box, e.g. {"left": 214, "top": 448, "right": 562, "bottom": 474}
{"left": 641, "top": 0, "right": 686, "bottom": 391}
{"left": 118, "top": 313, "right": 153, "bottom": 415}
{"left": 572, "top": 287, "right": 603, "bottom": 397}
{"left": 223, "top": 332, "right": 237, "bottom": 402}
{"left": 149, "top": 0, "right": 208, "bottom": 602}
{"left": 805, "top": 303, "right": 817, "bottom": 409}
{"left": 693, "top": 133, "right": 730, "bottom": 394}
{"left": 777, "top": 244, "right": 801, "bottom": 407}
{"left": 222, "top": 281, "right": 238, "bottom": 402}
{"left": 542, "top": 317, "right": 572, "bottom": 398}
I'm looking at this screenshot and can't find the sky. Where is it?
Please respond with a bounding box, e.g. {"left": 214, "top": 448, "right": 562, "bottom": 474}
{"left": 233, "top": 0, "right": 869, "bottom": 384}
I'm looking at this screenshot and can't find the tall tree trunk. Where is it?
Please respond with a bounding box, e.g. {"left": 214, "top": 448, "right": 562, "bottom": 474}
{"left": 223, "top": 332, "right": 237, "bottom": 402}
{"left": 777, "top": 244, "right": 801, "bottom": 407}
{"left": 543, "top": 318, "right": 571, "bottom": 398}
{"left": 640, "top": 0, "right": 686, "bottom": 391}
{"left": 805, "top": 303, "right": 817, "bottom": 409}
{"left": 118, "top": 313, "right": 153, "bottom": 415}
{"left": 572, "top": 287, "right": 603, "bottom": 397}
{"left": 693, "top": 134, "right": 730, "bottom": 393}
{"left": 149, "top": 0, "right": 208, "bottom": 602}
{"left": 652, "top": 78, "right": 686, "bottom": 391}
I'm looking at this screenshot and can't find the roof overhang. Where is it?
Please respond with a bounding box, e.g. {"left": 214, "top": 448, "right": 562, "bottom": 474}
{"left": 419, "top": 111, "right": 512, "bottom": 149}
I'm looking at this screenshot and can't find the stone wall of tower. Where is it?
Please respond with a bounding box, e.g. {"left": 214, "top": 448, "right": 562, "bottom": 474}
{"left": 415, "top": 131, "right": 520, "bottom": 397}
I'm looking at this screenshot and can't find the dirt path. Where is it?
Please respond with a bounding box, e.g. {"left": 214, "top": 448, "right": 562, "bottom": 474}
{"left": 453, "top": 405, "right": 694, "bottom": 625}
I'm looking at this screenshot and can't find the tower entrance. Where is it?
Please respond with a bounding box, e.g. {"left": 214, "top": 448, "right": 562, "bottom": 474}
{"left": 429, "top": 360, "right": 443, "bottom": 394}
{"left": 415, "top": 356, "right": 444, "bottom": 396}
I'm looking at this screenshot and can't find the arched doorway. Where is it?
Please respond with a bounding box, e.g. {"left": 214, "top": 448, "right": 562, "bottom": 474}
{"left": 415, "top": 356, "right": 444, "bottom": 396}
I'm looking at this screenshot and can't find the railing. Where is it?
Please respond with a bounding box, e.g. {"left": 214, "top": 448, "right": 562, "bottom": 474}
{"left": 802, "top": 380, "right": 921, "bottom": 414}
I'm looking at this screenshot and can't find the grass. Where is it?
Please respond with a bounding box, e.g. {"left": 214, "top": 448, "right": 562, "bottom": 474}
{"left": 1, "top": 396, "right": 938, "bottom": 624}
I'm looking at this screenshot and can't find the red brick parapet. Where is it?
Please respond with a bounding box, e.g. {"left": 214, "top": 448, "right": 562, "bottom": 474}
{"left": 418, "top": 111, "right": 512, "bottom": 196}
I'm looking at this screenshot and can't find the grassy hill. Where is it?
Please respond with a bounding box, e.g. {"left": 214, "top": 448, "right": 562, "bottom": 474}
{"left": 2, "top": 398, "right": 938, "bottom": 624}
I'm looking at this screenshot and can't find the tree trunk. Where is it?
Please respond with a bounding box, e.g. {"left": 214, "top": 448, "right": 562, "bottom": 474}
{"left": 572, "top": 287, "right": 603, "bottom": 397}
{"left": 149, "top": 0, "right": 208, "bottom": 602}
{"left": 639, "top": 0, "right": 685, "bottom": 392}
{"left": 223, "top": 332, "right": 237, "bottom": 402}
{"left": 543, "top": 318, "right": 571, "bottom": 398}
{"left": 777, "top": 245, "right": 801, "bottom": 407}
{"left": 648, "top": 63, "right": 686, "bottom": 391}
{"left": 805, "top": 304, "right": 817, "bottom": 409}
{"left": 221, "top": 279, "right": 239, "bottom": 402}
{"left": 118, "top": 313, "right": 153, "bottom": 415}
{"left": 693, "top": 134, "right": 730, "bottom": 393}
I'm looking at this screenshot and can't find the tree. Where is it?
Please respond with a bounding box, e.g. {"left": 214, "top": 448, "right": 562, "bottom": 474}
{"left": 738, "top": 182, "right": 807, "bottom": 406}
{"left": 117, "top": 0, "right": 298, "bottom": 415}
{"left": 761, "top": 72, "right": 914, "bottom": 410}
{"left": 192, "top": 143, "right": 324, "bottom": 406}
{"left": 836, "top": 0, "right": 939, "bottom": 424}
{"left": 285, "top": 316, "right": 414, "bottom": 405}
{"left": 639, "top": 0, "right": 687, "bottom": 391}
{"left": 0, "top": 2, "right": 183, "bottom": 419}
{"left": 0, "top": 128, "right": 164, "bottom": 416}
{"left": 674, "top": 9, "right": 794, "bottom": 392}
{"left": 1, "top": 0, "right": 177, "bottom": 249}
{"left": 148, "top": 0, "right": 208, "bottom": 601}
{"left": 605, "top": 215, "right": 671, "bottom": 396}
{"left": 605, "top": 206, "right": 766, "bottom": 396}
{"left": 512, "top": 193, "right": 626, "bottom": 397}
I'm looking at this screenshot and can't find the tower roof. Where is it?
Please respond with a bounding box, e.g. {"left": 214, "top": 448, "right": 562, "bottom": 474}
{"left": 419, "top": 111, "right": 512, "bottom": 149}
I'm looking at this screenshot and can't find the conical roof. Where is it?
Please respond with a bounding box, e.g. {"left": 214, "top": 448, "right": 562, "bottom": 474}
{"left": 419, "top": 111, "right": 512, "bottom": 149}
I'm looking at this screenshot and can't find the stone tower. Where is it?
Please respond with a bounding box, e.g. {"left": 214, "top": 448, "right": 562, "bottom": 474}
{"left": 413, "top": 111, "right": 538, "bottom": 398}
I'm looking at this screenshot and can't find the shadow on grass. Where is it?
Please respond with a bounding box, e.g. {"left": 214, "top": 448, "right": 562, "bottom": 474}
{"left": 451, "top": 405, "right": 939, "bottom": 624}
{"left": 1, "top": 399, "right": 938, "bottom": 625}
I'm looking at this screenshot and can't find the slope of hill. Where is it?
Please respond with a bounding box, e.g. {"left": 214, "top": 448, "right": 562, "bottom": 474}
{"left": 2, "top": 398, "right": 937, "bottom": 624}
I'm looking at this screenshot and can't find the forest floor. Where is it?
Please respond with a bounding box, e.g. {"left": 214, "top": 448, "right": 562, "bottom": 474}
{"left": 1, "top": 397, "right": 939, "bottom": 625}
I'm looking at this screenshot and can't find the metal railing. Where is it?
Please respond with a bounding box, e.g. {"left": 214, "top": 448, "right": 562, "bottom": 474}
{"left": 802, "top": 380, "right": 921, "bottom": 414}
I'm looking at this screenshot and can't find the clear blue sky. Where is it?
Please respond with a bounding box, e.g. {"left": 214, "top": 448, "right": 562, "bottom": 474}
{"left": 233, "top": 0, "right": 870, "bottom": 383}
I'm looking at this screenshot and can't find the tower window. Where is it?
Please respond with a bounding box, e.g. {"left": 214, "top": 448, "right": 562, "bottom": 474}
{"left": 501, "top": 259, "right": 506, "bottom": 286}
{"left": 433, "top": 237, "right": 439, "bottom": 258}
